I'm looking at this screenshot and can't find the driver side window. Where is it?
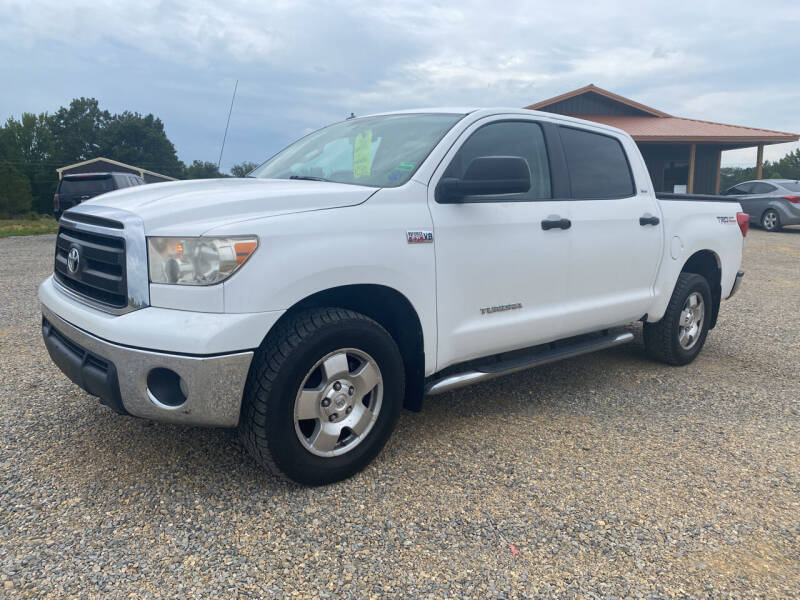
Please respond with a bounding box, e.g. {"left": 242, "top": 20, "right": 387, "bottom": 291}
{"left": 444, "top": 121, "right": 552, "bottom": 200}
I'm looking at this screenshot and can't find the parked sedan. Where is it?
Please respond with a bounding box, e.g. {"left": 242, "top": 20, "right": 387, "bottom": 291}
{"left": 723, "top": 179, "right": 800, "bottom": 232}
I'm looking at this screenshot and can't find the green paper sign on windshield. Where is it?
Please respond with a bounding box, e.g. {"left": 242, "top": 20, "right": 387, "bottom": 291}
{"left": 353, "top": 130, "right": 373, "bottom": 179}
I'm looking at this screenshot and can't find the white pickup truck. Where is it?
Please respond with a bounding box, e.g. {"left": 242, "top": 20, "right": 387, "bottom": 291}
{"left": 40, "top": 108, "right": 748, "bottom": 484}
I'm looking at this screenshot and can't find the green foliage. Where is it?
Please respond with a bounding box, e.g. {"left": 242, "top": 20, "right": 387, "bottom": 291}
{"left": 99, "top": 111, "right": 184, "bottom": 178}
{"left": 0, "top": 97, "right": 213, "bottom": 213}
{"left": 230, "top": 161, "right": 259, "bottom": 177}
{"left": 183, "top": 160, "right": 229, "bottom": 179}
{"left": 2, "top": 112, "right": 57, "bottom": 213}
{"left": 48, "top": 98, "right": 109, "bottom": 165}
{"left": 0, "top": 162, "right": 34, "bottom": 218}
{"left": 720, "top": 148, "right": 800, "bottom": 191}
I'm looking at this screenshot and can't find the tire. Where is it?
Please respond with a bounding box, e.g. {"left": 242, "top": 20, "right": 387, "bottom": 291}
{"left": 239, "top": 308, "right": 404, "bottom": 485}
{"left": 761, "top": 209, "right": 781, "bottom": 232}
{"left": 643, "top": 273, "right": 712, "bottom": 366}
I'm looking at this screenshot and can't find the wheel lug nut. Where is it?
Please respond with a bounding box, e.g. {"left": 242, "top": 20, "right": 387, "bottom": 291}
{"left": 329, "top": 413, "right": 338, "bottom": 422}
{"left": 333, "top": 381, "right": 342, "bottom": 391}
{"left": 321, "top": 398, "right": 331, "bottom": 408}
{"left": 346, "top": 406, "right": 352, "bottom": 414}
{"left": 348, "top": 387, "right": 354, "bottom": 396}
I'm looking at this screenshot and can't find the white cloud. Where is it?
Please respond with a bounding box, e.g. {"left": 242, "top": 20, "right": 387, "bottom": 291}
{"left": 0, "top": 0, "right": 797, "bottom": 170}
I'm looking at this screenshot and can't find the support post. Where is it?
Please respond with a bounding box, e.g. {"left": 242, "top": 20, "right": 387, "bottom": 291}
{"left": 756, "top": 144, "right": 764, "bottom": 179}
{"left": 715, "top": 150, "right": 722, "bottom": 194}
{"left": 687, "top": 143, "right": 696, "bottom": 194}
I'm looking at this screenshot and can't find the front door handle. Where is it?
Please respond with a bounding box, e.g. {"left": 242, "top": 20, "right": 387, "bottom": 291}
{"left": 639, "top": 214, "right": 660, "bottom": 226}
{"left": 541, "top": 217, "right": 571, "bottom": 230}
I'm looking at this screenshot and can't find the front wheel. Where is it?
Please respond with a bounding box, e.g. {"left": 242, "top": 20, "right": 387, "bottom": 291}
{"left": 239, "top": 308, "right": 404, "bottom": 485}
{"left": 644, "top": 273, "right": 712, "bottom": 366}
{"left": 761, "top": 209, "right": 781, "bottom": 232}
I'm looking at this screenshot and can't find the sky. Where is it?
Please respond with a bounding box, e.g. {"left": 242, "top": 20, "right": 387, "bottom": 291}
{"left": 1, "top": 0, "right": 798, "bottom": 174}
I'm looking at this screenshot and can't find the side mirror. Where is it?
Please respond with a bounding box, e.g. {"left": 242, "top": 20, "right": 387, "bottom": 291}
{"left": 437, "top": 156, "right": 531, "bottom": 203}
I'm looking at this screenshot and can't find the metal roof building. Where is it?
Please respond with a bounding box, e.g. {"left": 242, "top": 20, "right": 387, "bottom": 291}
{"left": 526, "top": 85, "right": 799, "bottom": 194}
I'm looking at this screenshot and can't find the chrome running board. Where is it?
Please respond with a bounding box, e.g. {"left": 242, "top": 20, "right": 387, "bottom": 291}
{"left": 424, "top": 330, "right": 634, "bottom": 396}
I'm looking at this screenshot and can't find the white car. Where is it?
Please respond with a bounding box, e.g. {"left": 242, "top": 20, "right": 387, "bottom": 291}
{"left": 40, "top": 108, "right": 748, "bottom": 484}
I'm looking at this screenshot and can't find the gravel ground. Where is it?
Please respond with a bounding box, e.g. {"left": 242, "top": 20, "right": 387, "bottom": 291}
{"left": 1, "top": 229, "right": 799, "bottom": 599}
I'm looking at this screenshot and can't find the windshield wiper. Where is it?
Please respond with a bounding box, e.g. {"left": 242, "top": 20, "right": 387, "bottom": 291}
{"left": 288, "top": 175, "right": 330, "bottom": 182}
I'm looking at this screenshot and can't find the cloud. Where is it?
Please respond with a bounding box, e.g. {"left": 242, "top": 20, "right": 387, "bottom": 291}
{"left": 0, "top": 0, "right": 797, "bottom": 171}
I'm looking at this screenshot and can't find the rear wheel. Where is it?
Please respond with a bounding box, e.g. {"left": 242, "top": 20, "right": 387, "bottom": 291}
{"left": 761, "top": 209, "right": 781, "bottom": 232}
{"left": 239, "top": 308, "right": 404, "bottom": 485}
{"left": 644, "top": 273, "right": 712, "bottom": 366}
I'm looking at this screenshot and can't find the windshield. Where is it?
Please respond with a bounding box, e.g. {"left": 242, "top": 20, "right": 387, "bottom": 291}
{"left": 250, "top": 113, "right": 464, "bottom": 187}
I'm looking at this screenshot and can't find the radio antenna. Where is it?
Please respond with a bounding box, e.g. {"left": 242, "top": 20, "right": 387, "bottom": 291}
{"left": 217, "top": 79, "right": 238, "bottom": 170}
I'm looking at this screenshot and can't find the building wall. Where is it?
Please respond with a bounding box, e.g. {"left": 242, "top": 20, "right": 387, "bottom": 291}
{"left": 536, "top": 92, "right": 654, "bottom": 117}
{"left": 637, "top": 143, "right": 720, "bottom": 194}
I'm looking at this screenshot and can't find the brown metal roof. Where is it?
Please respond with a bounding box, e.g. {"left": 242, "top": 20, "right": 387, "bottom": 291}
{"left": 526, "top": 84, "right": 799, "bottom": 145}
{"left": 574, "top": 115, "right": 799, "bottom": 144}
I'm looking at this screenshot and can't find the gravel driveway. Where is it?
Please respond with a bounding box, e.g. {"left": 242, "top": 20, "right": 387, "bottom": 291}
{"left": 1, "top": 229, "right": 799, "bottom": 598}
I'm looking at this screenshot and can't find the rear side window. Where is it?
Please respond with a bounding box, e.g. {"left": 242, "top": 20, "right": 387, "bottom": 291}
{"left": 750, "top": 182, "right": 777, "bottom": 194}
{"left": 59, "top": 177, "right": 114, "bottom": 195}
{"left": 443, "top": 120, "right": 551, "bottom": 200}
{"left": 559, "top": 127, "right": 635, "bottom": 199}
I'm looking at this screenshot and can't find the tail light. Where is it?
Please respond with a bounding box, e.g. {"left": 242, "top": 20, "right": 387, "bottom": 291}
{"left": 53, "top": 193, "right": 60, "bottom": 211}
{"left": 736, "top": 212, "right": 749, "bottom": 237}
{"left": 780, "top": 195, "right": 800, "bottom": 203}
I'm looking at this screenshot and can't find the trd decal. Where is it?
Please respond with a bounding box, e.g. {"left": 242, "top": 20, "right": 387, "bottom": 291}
{"left": 407, "top": 231, "right": 433, "bottom": 244}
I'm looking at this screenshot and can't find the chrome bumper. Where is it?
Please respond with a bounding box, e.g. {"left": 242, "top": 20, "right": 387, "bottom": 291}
{"left": 728, "top": 270, "right": 744, "bottom": 299}
{"left": 41, "top": 304, "right": 253, "bottom": 427}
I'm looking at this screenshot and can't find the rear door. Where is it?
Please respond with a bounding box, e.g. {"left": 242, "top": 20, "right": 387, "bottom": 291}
{"left": 428, "top": 116, "right": 574, "bottom": 370}
{"left": 557, "top": 125, "right": 663, "bottom": 332}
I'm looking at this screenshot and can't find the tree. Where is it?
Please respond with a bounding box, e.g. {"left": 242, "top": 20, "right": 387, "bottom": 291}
{"left": 774, "top": 149, "right": 800, "bottom": 180}
{"left": 0, "top": 162, "right": 34, "bottom": 218}
{"left": 48, "top": 97, "right": 109, "bottom": 165}
{"left": 230, "top": 161, "right": 259, "bottom": 177}
{"left": 2, "top": 113, "right": 56, "bottom": 213}
{"left": 183, "top": 160, "right": 228, "bottom": 179}
{"left": 99, "top": 111, "right": 183, "bottom": 178}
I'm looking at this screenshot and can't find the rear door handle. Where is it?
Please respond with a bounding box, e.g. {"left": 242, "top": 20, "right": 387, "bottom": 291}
{"left": 541, "top": 217, "right": 571, "bottom": 230}
{"left": 639, "top": 214, "right": 660, "bottom": 226}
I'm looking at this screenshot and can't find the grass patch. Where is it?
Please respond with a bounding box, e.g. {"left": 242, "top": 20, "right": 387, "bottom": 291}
{"left": 0, "top": 217, "right": 59, "bottom": 238}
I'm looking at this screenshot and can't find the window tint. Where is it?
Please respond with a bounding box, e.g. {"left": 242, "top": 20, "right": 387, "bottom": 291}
{"left": 443, "top": 121, "right": 551, "bottom": 200}
{"left": 750, "top": 182, "right": 776, "bottom": 194}
{"left": 733, "top": 182, "right": 756, "bottom": 195}
{"left": 559, "top": 127, "right": 635, "bottom": 199}
{"left": 724, "top": 185, "right": 748, "bottom": 195}
{"left": 59, "top": 177, "right": 114, "bottom": 195}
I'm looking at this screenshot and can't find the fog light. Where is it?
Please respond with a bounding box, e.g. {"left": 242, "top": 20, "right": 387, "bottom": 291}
{"left": 146, "top": 368, "right": 187, "bottom": 408}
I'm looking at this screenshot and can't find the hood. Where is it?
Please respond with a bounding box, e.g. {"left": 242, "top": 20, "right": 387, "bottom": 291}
{"left": 78, "top": 178, "right": 377, "bottom": 236}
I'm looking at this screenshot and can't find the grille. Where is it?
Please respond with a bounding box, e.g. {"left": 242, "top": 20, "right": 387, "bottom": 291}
{"left": 54, "top": 223, "right": 127, "bottom": 308}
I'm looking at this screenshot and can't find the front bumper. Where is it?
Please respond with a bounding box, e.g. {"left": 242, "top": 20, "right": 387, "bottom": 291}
{"left": 41, "top": 304, "right": 253, "bottom": 427}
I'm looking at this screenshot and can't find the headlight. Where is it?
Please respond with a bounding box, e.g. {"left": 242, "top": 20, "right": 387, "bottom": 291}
{"left": 147, "top": 236, "right": 258, "bottom": 285}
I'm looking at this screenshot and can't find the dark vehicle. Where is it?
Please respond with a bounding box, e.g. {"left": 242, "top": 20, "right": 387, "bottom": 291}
{"left": 723, "top": 179, "right": 800, "bottom": 232}
{"left": 54, "top": 172, "right": 144, "bottom": 219}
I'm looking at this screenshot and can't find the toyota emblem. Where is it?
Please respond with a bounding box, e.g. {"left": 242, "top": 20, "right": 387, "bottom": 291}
{"left": 67, "top": 247, "right": 80, "bottom": 274}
